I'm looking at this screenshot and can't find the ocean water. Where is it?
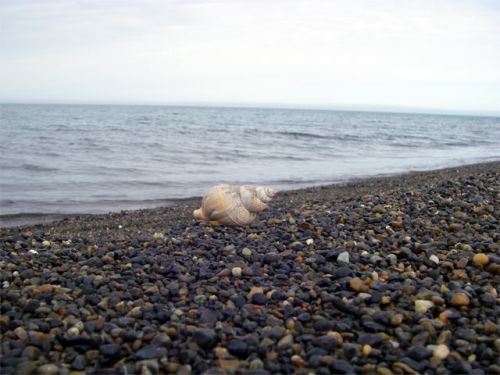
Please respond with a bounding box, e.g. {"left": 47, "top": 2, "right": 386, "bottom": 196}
{"left": 1, "top": 104, "right": 499, "bottom": 225}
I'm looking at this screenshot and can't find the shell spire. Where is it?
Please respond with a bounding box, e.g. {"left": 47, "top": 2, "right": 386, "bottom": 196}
{"left": 193, "top": 184, "right": 277, "bottom": 226}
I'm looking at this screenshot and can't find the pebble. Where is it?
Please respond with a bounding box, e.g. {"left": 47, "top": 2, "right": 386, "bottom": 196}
{"left": 484, "top": 321, "right": 497, "bottom": 334}
{"left": 249, "top": 358, "right": 264, "bottom": 370}
{"left": 415, "top": 300, "right": 434, "bottom": 313}
{"left": 37, "top": 364, "right": 60, "bottom": 375}
{"left": 277, "top": 334, "right": 294, "bottom": 349}
{"left": 100, "top": 344, "right": 121, "bottom": 358}
{"left": 241, "top": 247, "right": 252, "bottom": 256}
{"left": 231, "top": 267, "right": 242, "bottom": 277}
{"left": 429, "top": 255, "right": 439, "bottom": 264}
{"left": 291, "top": 354, "right": 307, "bottom": 367}
{"left": 14, "top": 326, "right": 28, "bottom": 341}
{"left": 337, "top": 251, "right": 350, "bottom": 263}
{"left": 252, "top": 293, "right": 267, "bottom": 305}
{"left": 432, "top": 344, "right": 450, "bottom": 360}
{"left": 349, "top": 277, "right": 363, "bottom": 292}
{"left": 192, "top": 328, "right": 217, "bottom": 349}
{"left": 227, "top": 339, "right": 248, "bottom": 357}
{"left": 450, "top": 292, "right": 470, "bottom": 307}
{"left": 472, "top": 253, "right": 489, "bottom": 265}
{"left": 0, "top": 163, "right": 498, "bottom": 374}
{"left": 134, "top": 345, "right": 167, "bottom": 360}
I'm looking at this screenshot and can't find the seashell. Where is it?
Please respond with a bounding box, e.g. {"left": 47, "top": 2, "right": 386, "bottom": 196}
{"left": 193, "top": 184, "right": 277, "bottom": 226}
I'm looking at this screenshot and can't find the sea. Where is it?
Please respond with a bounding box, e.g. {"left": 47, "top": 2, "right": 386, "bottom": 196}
{"left": 1, "top": 104, "right": 499, "bottom": 226}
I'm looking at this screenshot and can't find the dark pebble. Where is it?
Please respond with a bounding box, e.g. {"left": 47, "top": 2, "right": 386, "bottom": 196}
{"left": 251, "top": 293, "right": 267, "bottom": 305}
{"left": 133, "top": 345, "right": 167, "bottom": 360}
{"left": 227, "top": 339, "right": 248, "bottom": 358}
{"left": 333, "top": 266, "right": 353, "bottom": 279}
{"left": 100, "top": 344, "right": 121, "bottom": 358}
{"left": 406, "top": 346, "right": 433, "bottom": 360}
{"left": 311, "top": 335, "right": 339, "bottom": 351}
{"left": 331, "top": 359, "right": 354, "bottom": 374}
{"left": 357, "top": 333, "right": 383, "bottom": 346}
{"left": 192, "top": 328, "right": 218, "bottom": 349}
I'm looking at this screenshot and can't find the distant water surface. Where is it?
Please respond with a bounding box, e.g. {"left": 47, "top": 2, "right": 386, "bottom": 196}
{"left": 1, "top": 104, "right": 499, "bottom": 226}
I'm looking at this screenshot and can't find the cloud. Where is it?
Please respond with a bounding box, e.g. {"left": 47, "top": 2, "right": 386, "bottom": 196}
{"left": 1, "top": 0, "right": 499, "bottom": 112}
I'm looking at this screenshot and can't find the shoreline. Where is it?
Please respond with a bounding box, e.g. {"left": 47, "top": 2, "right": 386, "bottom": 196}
{"left": 0, "top": 161, "right": 498, "bottom": 374}
{"left": 1, "top": 160, "right": 499, "bottom": 229}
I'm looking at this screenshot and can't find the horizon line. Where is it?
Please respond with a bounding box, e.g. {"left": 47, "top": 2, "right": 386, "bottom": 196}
{"left": 1, "top": 100, "right": 499, "bottom": 118}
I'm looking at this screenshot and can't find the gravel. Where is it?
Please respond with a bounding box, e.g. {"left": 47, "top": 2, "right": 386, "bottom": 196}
{"left": 0, "top": 161, "right": 499, "bottom": 374}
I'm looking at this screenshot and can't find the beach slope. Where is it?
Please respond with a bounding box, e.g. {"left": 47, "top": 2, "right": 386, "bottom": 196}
{"left": 1, "top": 162, "right": 499, "bottom": 374}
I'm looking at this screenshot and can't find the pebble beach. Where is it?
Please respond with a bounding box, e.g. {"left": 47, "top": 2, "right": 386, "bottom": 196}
{"left": 1, "top": 162, "right": 499, "bottom": 375}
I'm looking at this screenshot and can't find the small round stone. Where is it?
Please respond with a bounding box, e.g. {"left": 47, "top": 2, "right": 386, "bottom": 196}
{"left": 192, "top": 328, "right": 217, "bottom": 349}
{"left": 37, "top": 364, "right": 60, "bottom": 375}
{"left": 450, "top": 293, "right": 470, "bottom": 307}
{"left": 349, "top": 277, "right": 363, "bottom": 292}
{"left": 231, "top": 267, "right": 242, "bottom": 277}
{"left": 291, "top": 354, "right": 307, "bottom": 367}
{"left": 241, "top": 248, "right": 252, "bottom": 257}
{"left": 227, "top": 339, "right": 248, "bottom": 357}
{"left": 472, "top": 253, "right": 489, "bottom": 266}
{"left": 429, "top": 255, "right": 439, "bottom": 264}
{"left": 433, "top": 344, "right": 450, "bottom": 360}
{"left": 67, "top": 327, "right": 80, "bottom": 337}
{"left": 251, "top": 293, "right": 267, "bottom": 305}
{"left": 337, "top": 251, "right": 350, "bottom": 264}
{"left": 484, "top": 321, "right": 497, "bottom": 334}
{"left": 415, "top": 300, "right": 434, "bottom": 313}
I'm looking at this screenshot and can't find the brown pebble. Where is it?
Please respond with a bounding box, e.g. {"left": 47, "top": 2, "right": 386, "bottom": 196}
{"left": 390, "top": 220, "right": 403, "bottom": 229}
{"left": 437, "top": 330, "right": 452, "bottom": 345}
{"left": 214, "top": 347, "right": 229, "bottom": 359}
{"left": 349, "top": 277, "right": 364, "bottom": 292}
{"left": 450, "top": 292, "right": 470, "bottom": 307}
{"left": 449, "top": 223, "right": 463, "bottom": 232}
{"left": 484, "top": 321, "right": 497, "bottom": 334}
{"left": 393, "top": 361, "right": 418, "bottom": 375}
{"left": 456, "top": 257, "right": 468, "bottom": 268}
{"left": 219, "top": 359, "right": 241, "bottom": 369}
{"left": 391, "top": 313, "right": 404, "bottom": 326}
{"left": 472, "top": 253, "right": 489, "bottom": 266}
{"left": 377, "top": 367, "right": 395, "bottom": 375}
{"left": 291, "top": 355, "right": 307, "bottom": 367}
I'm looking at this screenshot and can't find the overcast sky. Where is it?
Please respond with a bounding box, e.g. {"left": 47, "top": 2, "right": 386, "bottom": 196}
{"left": 1, "top": 0, "right": 499, "bottom": 114}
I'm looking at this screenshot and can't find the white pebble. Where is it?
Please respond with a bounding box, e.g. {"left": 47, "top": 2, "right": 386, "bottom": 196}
{"left": 42, "top": 240, "right": 51, "bottom": 247}
{"left": 231, "top": 267, "right": 242, "bottom": 277}
{"left": 67, "top": 327, "right": 80, "bottom": 337}
{"left": 28, "top": 249, "right": 38, "bottom": 255}
{"left": 337, "top": 251, "right": 350, "bottom": 264}
{"left": 241, "top": 248, "right": 252, "bottom": 256}
{"left": 429, "top": 255, "right": 440, "bottom": 264}
{"left": 433, "top": 344, "right": 450, "bottom": 360}
{"left": 415, "top": 300, "right": 434, "bottom": 313}
{"left": 306, "top": 238, "right": 314, "bottom": 245}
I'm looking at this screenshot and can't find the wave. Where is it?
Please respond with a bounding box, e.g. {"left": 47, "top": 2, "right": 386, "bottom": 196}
{"left": 20, "top": 163, "right": 58, "bottom": 172}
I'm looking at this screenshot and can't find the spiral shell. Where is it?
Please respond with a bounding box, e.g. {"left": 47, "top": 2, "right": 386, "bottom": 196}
{"left": 193, "top": 184, "right": 277, "bottom": 226}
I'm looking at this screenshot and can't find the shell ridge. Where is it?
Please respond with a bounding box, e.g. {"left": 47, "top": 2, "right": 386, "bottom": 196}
{"left": 194, "top": 183, "right": 276, "bottom": 226}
